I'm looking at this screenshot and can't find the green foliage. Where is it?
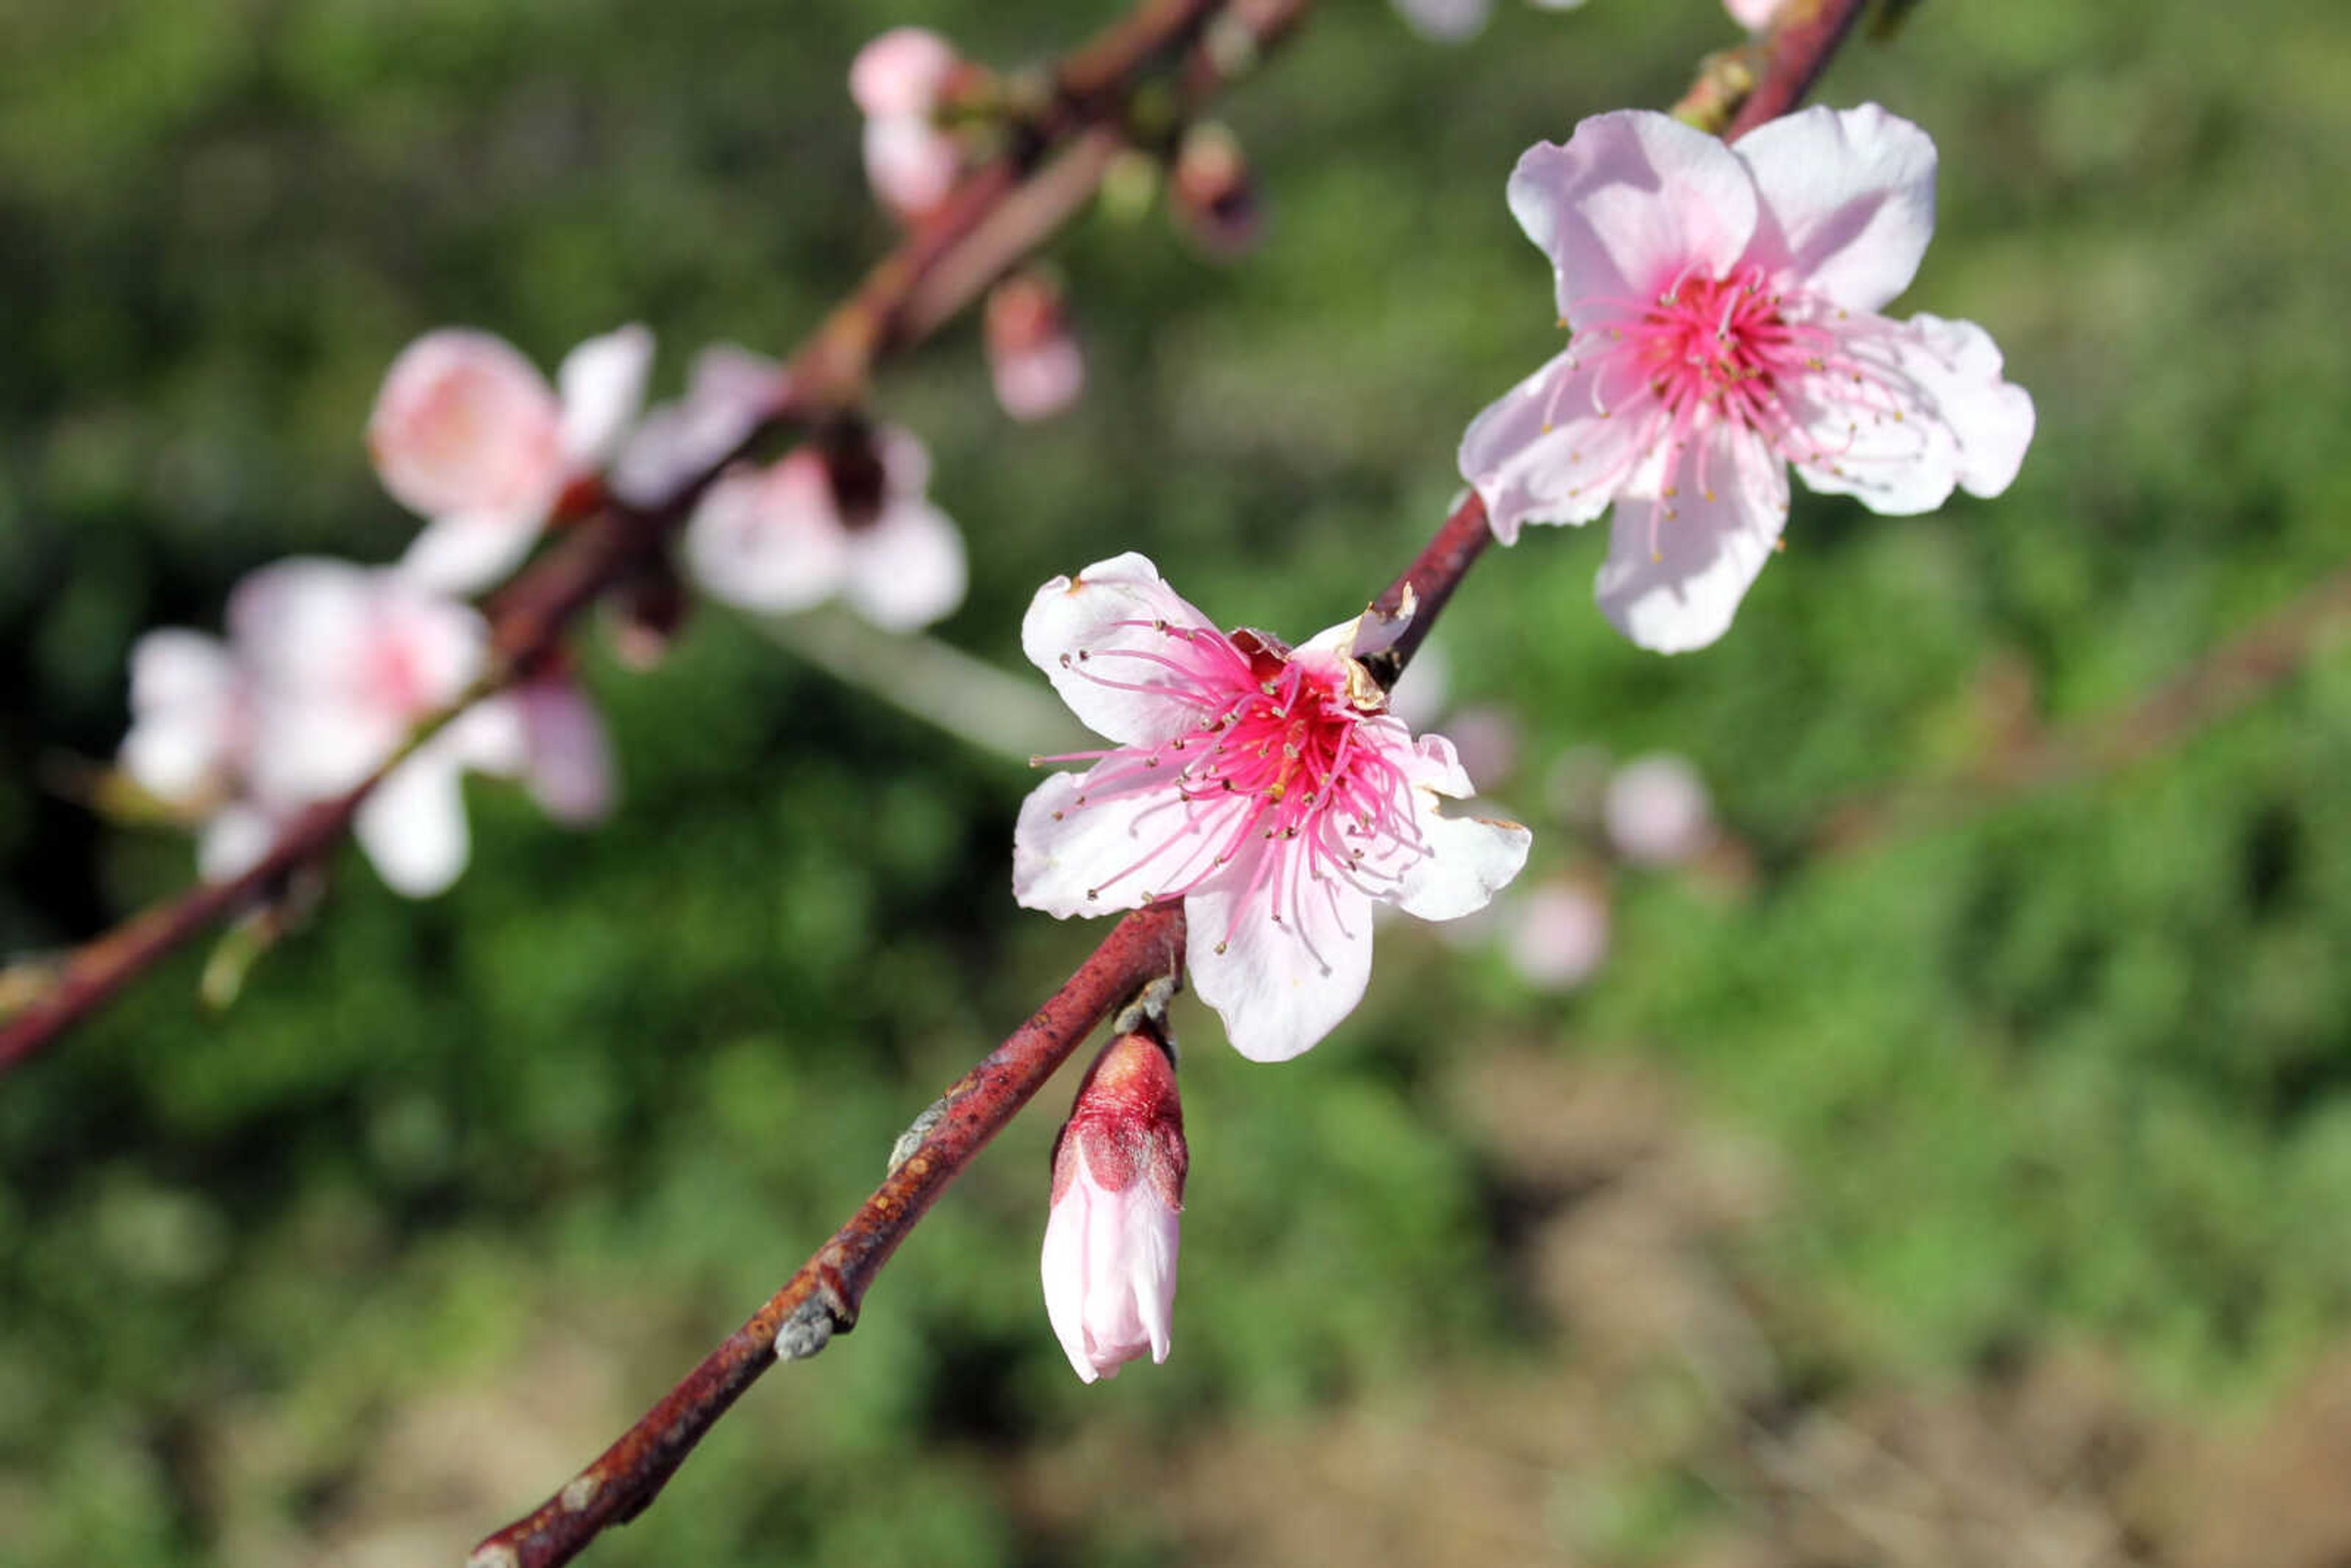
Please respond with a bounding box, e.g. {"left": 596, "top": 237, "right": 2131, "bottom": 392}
{"left": 4, "top": 0, "right": 2350, "bottom": 1561}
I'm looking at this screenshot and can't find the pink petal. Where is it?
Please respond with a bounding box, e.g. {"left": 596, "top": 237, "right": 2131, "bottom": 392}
{"left": 1390, "top": 0, "right": 1491, "bottom": 42}
{"left": 839, "top": 496, "right": 968, "bottom": 631}
{"left": 1187, "top": 857, "right": 1376, "bottom": 1063}
{"left": 1459, "top": 348, "right": 1663, "bottom": 542}
{"left": 1724, "top": 0, "right": 1780, "bottom": 28}
{"left": 1019, "top": 553, "right": 1224, "bottom": 749}
{"left": 556, "top": 323, "right": 653, "bottom": 470}
{"left": 1508, "top": 111, "right": 1760, "bottom": 324}
{"left": 863, "top": 116, "right": 959, "bottom": 216}
{"left": 368, "top": 329, "right": 564, "bottom": 523}
{"left": 517, "top": 678, "right": 617, "bottom": 825}
{"left": 1785, "top": 310, "right": 2034, "bottom": 514}
{"left": 1594, "top": 424, "right": 1790, "bottom": 653}
{"left": 1738, "top": 103, "right": 1940, "bottom": 314}
{"left": 1039, "top": 1171, "right": 1101, "bottom": 1382}
{"left": 991, "top": 339, "right": 1086, "bottom": 422}
{"left": 121, "top": 630, "right": 239, "bottom": 803}
{"left": 681, "top": 454, "right": 852, "bottom": 615}
{"left": 1603, "top": 753, "right": 1714, "bottom": 865}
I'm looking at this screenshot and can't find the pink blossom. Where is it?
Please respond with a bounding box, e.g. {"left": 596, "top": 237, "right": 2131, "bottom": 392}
{"left": 683, "top": 426, "right": 967, "bottom": 631}
{"left": 610, "top": 342, "right": 792, "bottom": 511}
{"left": 1014, "top": 554, "right": 1531, "bottom": 1062}
{"left": 1603, "top": 752, "right": 1714, "bottom": 865}
{"left": 119, "top": 560, "right": 612, "bottom": 898}
{"left": 1041, "top": 1026, "right": 1187, "bottom": 1383}
{"left": 985, "top": 274, "right": 1086, "bottom": 422}
{"left": 1390, "top": 0, "right": 1589, "bottom": 43}
{"left": 1459, "top": 107, "right": 2034, "bottom": 652}
{"left": 1725, "top": 0, "right": 1781, "bottom": 28}
{"left": 850, "top": 28, "right": 962, "bottom": 217}
{"left": 370, "top": 324, "right": 651, "bottom": 596}
{"left": 1503, "top": 879, "right": 1611, "bottom": 991}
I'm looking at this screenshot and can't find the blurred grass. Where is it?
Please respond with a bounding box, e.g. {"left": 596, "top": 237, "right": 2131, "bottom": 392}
{"left": 5, "top": 0, "right": 2351, "bottom": 1562}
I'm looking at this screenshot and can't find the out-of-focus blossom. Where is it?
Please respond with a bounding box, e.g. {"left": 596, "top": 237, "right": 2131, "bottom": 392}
{"left": 985, "top": 272, "right": 1086, "bottom": 422}
{"left": 1460, "top": 106, "right": 2034, "bottom": 652}
{"left": 370, "top": 324, "right": 652, "bottom": 596}
{"left": 1725, "top": 0, "right": 1781, "bottom": 28}
{"left": 1013, "top": 553, "right": 1530, "bottom": 1062}
{"left": 1503, "top": 879, "right": 1611, "bottom": 991}
{"left": 1391, "top": 0, "right": 1588, "bottom": 45}
{"left": 118, "top": 560, "right": 614, "bottom": 898}
{"left": 683, "top": 424, "right": 967, "bottom": 631}
{"left": 1603, "top": 752, "right": 1714, "bottom": 866}
{"left": 851, "top": 27, "right": 963, "bottom": 217}
{"left": 1169, "top": 123, "right": 1261, "bottom": 260}
{"left": 1041, "top": 1024, "right": 1187, "bottom": 1383}
{"left": 1444, "top": 704, "right": 1521, "bottom": 791}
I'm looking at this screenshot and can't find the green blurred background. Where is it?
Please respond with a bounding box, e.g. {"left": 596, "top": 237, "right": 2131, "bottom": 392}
{"left": 7, "top": 1, "right": 2351, "bottom": 1563}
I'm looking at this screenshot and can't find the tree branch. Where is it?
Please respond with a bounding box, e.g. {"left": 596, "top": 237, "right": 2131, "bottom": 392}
{"left": 0, "top": 0, "right": 1307, "bottom": 1078}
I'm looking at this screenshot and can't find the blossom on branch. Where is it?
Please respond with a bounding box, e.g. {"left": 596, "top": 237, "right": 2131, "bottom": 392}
{"left": 1014, "top": 554, "right": 1531, "bottom": 1062}
{"left": 1459, "top": 106, "right": 2034, "bottom": 652}
{"left": 369, "top": 324, "right": 652, "bottom": 596}
{"left": 1041, "top": 1023, "right": 1187, "bottom": 1383}
{"left": 986, "top": 272, "right": 1086, "bottom": 422}
{"left": 683, "top": 423, "right": 967, "bottom": 631}
{"left": 850, "top": 27, "right": 964, "bottom": 219}
{"left": 119, "top": 561, "right": 613, "bottom": 897}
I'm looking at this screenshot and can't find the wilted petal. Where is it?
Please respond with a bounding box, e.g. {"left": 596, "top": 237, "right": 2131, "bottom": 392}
{"left": 1739, "top": 103, "right": 1939, "bottom": 314}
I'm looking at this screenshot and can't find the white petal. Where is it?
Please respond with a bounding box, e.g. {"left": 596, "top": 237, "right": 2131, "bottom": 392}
{"left": 1738, "top": 103, "right": 1940, "bottom": 314}
{"left": 441, "top": 696, "right": 530, "bottom": 779}
{"left": 354, "top": 752, "right": 472, "bottom": 898}
{"left": 1459, "top": 349, "right": 1665, "bottom": 542}
{"left": 681, "top": 457, "right": 850, "bottom": 615}
{"left": 122, "top": 630, "right": 239, "bottom": 803}
{"left": 1391, "top": 0, "right": 1490, "bottom": 43}
{"left": 1786, "top": 310, "right": 2034, "bottom": 514}
{"left": 396, "top": 506, "right": 547, "bottom": 597}
{"left": 839, "top": 497, "right": 968, "bottom": 631}
{"left": 226, "top": 558, "right": 377, "bottom": 689}
{"left": 1013, "top": 765, "right": 1246, "bottom": 919}
{"left": 557, "top": 323, "right": 654, "bottom": 470}
{"left": 1594, "top": 424, "right": 1790, "bottom": 653}
{"left": 1020, "top": 553, "right": 1224, "bottom": 748}
{"left": 198, "top": 804, "right": 278, "bottom": 883}
{"left": 849, "top": 26, "right": 956, "bottom": 118}
{"left": 863, "top": 116, "right": 959, "bottom": 215}
{"left": 1509, "top": 111, "right": 1760, "bottom": 322}
{"left": 1187, "top": 856, "right": 1376, "bottom": 1063}
{"left": 1392, "top": 792, "right": 1531, "bottom": 922}
{"left": 1040, "top": 1177, "right": 1100, "bottom": 1383}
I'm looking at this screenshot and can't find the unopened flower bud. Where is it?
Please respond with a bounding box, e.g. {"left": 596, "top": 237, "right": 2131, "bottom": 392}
{"left": 1041, "top": 1022, "right": 1187, "bottom": 1383}
{"left": 984, "top": 271, "right": 1086, "bottom": 422}
{"left": 1169, "top": 122, "right": 1259, "bottom": 260}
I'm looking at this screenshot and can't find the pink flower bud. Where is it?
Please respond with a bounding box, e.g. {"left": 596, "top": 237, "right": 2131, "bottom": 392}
{"left": 984, "top": 272, "right": 1085, "bottom": 422}
{"left": 851, "top": 28, "right": 963, "bottom": 218}
{"left": 1725, "top": 0, "right": 1781, "bottom": 28}
{"left": 1041, "top": 1025, "right": 1187, "bottom": 1383}
{"left": 1169, "top": 123, "right": 1260, "bottom": 260}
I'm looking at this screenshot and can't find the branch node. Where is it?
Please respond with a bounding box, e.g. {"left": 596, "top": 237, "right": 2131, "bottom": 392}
{"left": 466, "top": 1547, "right": 521, "bottom": 1568}
{"left": 775, "top": 1291, "right": 841, "bottom": 1362}
{"left": 1111, "top": 967, "right": 1182, "bottom": 1037}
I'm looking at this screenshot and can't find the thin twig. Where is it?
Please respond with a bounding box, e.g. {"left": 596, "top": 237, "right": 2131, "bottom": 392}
{"left": 467, "top": 906, "right": 1188, "bottom": 1568}
{"left": 0, "top": 0, "right": 1295, "bottom": 1076}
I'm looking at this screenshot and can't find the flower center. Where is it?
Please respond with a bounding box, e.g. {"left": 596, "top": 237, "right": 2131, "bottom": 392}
{"left": 1039, "top": 620, "right": 1430, "bottom": 955}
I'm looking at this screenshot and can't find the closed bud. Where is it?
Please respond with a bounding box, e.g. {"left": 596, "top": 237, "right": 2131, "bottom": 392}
{"left": 1041, "top": 1022, "right": 1187, "bottom": 1383}
{"left": 1169, "top": 122, "right": 1260, "bottom": 260}
{"left": 984, "top": 271, "right": 1086, "bottom": 422}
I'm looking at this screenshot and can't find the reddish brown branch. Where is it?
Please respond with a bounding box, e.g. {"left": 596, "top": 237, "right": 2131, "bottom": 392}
{"left": 1722, "top": 0, "right": 1875, "bottom": 140}
{"left": 469, "top": 904, "right": 1186, "bottom": 1568}
{"left": 0, "top": 0, "right": 1301, "bottom": 1077}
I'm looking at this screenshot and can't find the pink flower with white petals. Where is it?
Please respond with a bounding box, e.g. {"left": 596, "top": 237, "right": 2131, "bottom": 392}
{"left": 850, "top": 27, "right": 962, "bottom": 218}
{"left": 120, "top": 560, "right": 613, "bottom": 898}
{"left": 683, "top": 425, "right": 967, "bottom": 632}
{"left": 1460, "top": 106, "right": 2035, "bottom": 653}
{"left": 1041, "top": 1024, "right": 1187, "bottom": 1383}
{"left": 370, "top": 324, "right": 651, "bottom": 596}
{"left": 1014, "top": 554, "right": 1531, "bottom": 1062}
